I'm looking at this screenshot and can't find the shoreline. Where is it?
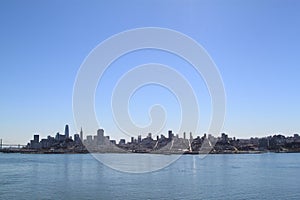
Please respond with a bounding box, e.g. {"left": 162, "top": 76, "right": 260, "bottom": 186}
{"left": 1, "top": 148, "right": 300, "bottom": 155}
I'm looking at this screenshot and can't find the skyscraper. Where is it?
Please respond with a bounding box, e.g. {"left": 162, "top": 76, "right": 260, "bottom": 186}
{"left": 80, "top": 127, "right": 83, "bottom": 141}
{"left": 97, "top": 129, "right": 104, "bottom": 145}
{"left": 34, "top": 134, "right": 39, "bottom": 143}
{"left": 168, "top": 130, "right": 173, "bottom": 139}
{"left": 74, "top": 134, "right": 80, "bottom": 143}
{"left": 65, "top": 124, "right": 69, "bottom": 139}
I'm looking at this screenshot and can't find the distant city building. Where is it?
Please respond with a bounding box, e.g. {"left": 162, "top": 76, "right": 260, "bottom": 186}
{"left": 86, "top": 135, "right": 93, "bottom": 143}
{"left": 110, "top": 140, "right": 116, "bottom": 145}
{"left": 30, "top": 134, "right": 40, "bottom": 149}
{"left": 94, "top": 135, "right": 98, "bottom": 141}
{"left": 47, "top": 135, "right": 54, "bottom": 140}
{"left": 55, "top": 132, "right": 66, "bottom": 141}
{"left": 74, "top": 134, "right": 80, "bottom": 143}
{"left": 65, "top": 124, "right": 69, "bottom": 139}
{"left": 168, "top": 130, "right": 173, "bottom": 139}
{"left": 189, "top": 132, "right": 193, "bottom": 140}
{"left": 40, "top": 138, "right": 50, "bottom": 148}
{"left": 221, "top": 133, "right": 229, "bottom": 143}
{"left": 97, "top": 129, "right": 104, "bottom": 145}
{"left": 34, "top": 135, "right": 39, "bottom": 143}
{"left": 119, "top": 139, "right": 126, "bottom": 145}
{"left": 258, "top": 137, "right": 269, "bottom": 150}
{"left": 80, "top": 127, "right": 83, "bottom": 141}
{"left": 138, "top": 135, "right": 142, "bottom": 143}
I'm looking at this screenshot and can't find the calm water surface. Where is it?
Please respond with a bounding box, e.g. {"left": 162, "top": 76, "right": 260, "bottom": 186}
{"left": 0, "top": 153, "right": 300, "bottom": 200}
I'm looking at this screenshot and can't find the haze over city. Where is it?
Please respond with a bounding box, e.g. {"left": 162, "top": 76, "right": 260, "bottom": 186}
{"left": 1, "top": 0, "right": 300, "bottom": 144}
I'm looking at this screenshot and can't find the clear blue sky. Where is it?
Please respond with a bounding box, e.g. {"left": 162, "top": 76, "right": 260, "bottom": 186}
{"left": 1, "top": 0, "right": 300, "bottom": 144}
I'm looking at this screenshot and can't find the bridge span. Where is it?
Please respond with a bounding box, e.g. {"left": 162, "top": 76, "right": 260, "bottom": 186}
{"left": 0, "top": 139, "right": 26, "bottom": 149}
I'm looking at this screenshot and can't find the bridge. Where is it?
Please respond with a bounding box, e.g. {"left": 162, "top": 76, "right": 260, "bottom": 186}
{"left": 1, "top": 144, "right": 27, "bottom": 148}
{"left": 0, "top": 139, "right": 26, "bottom": 149}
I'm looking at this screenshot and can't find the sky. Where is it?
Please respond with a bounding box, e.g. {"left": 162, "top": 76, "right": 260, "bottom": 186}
{"left": 0, "top": 0, "right": 300, "bottom": 144}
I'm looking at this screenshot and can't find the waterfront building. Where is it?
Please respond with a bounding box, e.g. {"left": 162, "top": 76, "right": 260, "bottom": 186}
{"left": 30, "top": 134, "right": 41, "bottom": 149}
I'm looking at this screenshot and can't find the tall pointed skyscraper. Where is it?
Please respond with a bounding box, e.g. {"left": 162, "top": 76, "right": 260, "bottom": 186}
{"left": 80, "top": 127, "right": 83, "bottom": 141}
{"left": 65, "top": 124, "right": 69, "bottom": 139}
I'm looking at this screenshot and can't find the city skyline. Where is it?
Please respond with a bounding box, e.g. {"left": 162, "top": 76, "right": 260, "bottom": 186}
{"left": 2, "top": 123, "right": 300, "bottom": 155}
{"left": 1, "top": 1, "right": 300, "bottom": 144}
{"left": 4, "top": 123, "right": 299, "bottom": 147}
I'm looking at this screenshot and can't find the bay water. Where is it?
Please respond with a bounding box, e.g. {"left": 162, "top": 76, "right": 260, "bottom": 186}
{"left": 0, "top": 153, "right": 299, "bottom": 199}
